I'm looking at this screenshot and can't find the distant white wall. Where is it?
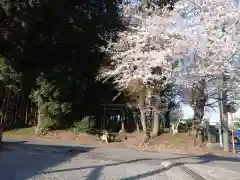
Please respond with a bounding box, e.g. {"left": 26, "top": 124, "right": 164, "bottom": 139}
{"left": 181, "top": 103, "right": 194, "bottom": 120}
{"left": 180, "top": 102, "right": 240, "bottom": 126}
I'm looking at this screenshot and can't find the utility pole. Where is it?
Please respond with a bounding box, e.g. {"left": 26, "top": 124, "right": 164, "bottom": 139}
{"left": 230, "top": 108, "right": 236, "bottom": 155}
{"left": 222, "top": 87, "right": 229, "bottom": 151}
{"left": 217, "top": 77, "right": 223, "bottom": 147}
{"left": 217, "top": 73, "right": 229, "bottom": 151}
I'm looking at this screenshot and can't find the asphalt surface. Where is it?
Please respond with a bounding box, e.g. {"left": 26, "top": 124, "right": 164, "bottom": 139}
{"left": 1, "top": 136, "right": 240, "bottom": 180}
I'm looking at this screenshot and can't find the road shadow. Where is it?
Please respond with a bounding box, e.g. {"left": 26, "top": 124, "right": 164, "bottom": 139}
{"left": 120, "top": 154, "right": 240, "bottom": 180}
{"left": 191, "top": 153, "right": 240, "bottom": 163}
{"left": 39, "top": 157, "right": 200, "bottom": 180}
{"left": 39, "top": 158, "right": 156, "bottom": 175}
{"left": 88, "top": 155, "right": 240, "bottom": 180}
{"left": 86, "top": 166, "right": 104, "bottom": 180}
{"left": 39, "top": 152, "right": 240, "bottom": 179}
{"left": 158, "top": 153, "right": 240, "bottom": 163}
{"left": 40, "top": 157, "right": 180, "bottom": 180}
{"left": 2, "top": 139, "right": 239, "bottom": 180}
{"left": 0, "top": 140, "right": 95, "bottom": 180}
{"left": 86, "top": 162, "right": 181, "bottom": 180}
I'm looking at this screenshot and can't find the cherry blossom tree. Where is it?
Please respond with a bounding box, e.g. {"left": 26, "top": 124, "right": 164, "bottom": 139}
{"left": 171, "top": 0, "right": 240, "bottom": 131}
{"left": 97, "top": 5, "right": 189, "bottom": 140}
{"left": 98, "top": 0, "right": 240, "bottom": 141}
{"left": 172, "top": 0, "right": 240, "bottom": 82}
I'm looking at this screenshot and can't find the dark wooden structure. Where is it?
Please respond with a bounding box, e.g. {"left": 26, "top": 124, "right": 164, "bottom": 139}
{"left": 101, "top": 103, "right": 126, "bottom": 132}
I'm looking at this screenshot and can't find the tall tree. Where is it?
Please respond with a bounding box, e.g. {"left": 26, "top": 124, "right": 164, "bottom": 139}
{"left": 173, "top": 0, "right": 240, "bottom": 92}
{"left": 0, "top": 0, "right": 121, "bottom": 132}
{"left": 173, "top": 0, "right": 240, "bottom": 120}
{"left": 97, "top": 5, "right": 191, "bottom": 141}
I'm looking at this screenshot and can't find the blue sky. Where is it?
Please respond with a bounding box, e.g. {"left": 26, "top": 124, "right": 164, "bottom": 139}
{"left": 123, "top": 0, "right": 140, "bottom": 3}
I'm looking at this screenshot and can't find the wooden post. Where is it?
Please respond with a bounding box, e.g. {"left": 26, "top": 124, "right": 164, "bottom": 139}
{"left": 120, "top": 109, "right": 125, "bottom": 132}
{"left": 103, "top": 104, "right": 106, "bottom": 130}
{"left": 25, "top": 100, "right": 29, "bottom": 125}
{"left": 230, "top": 110, "right": 236, "bottom": 155}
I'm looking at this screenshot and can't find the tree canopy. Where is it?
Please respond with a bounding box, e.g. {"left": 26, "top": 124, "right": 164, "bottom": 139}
{"left": 0, "top": 0, "right": 121, "bottom": 130}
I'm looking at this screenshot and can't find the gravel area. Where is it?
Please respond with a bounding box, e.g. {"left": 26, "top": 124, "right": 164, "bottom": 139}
{"left": 0, "top": 144, "right": 170, "bottom": 180}
{"left": 1, "top": 136, "right": 240, "bottom": 180}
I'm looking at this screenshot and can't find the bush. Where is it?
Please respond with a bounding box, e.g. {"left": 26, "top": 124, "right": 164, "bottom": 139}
{"left": 177, "top": 121, "right": 193, "bottom": 133}
{"left": 73, "top": 116, "right": 96, "bottom": 133}
{"left": 177, "top": 122, "right": 186, "bottom": 132}
{"left": 186, "top": 122, "right": 193, "bottom": 129}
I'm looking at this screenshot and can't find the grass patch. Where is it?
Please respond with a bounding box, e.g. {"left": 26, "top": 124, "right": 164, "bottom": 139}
{"left": 4, "top": 126, "right": 35, "bottom": 135}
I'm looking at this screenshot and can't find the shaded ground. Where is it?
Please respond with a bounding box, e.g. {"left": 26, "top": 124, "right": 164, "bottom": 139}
{"left": 0, "top": 139, "right": 95, "bottom": 180}
{"left": 1, "top": 136, "right": 240, "bottom": 180}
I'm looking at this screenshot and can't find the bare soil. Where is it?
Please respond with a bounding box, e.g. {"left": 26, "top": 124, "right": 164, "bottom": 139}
{"left": 5, "top": 130, "right": 239, "bottom": 157}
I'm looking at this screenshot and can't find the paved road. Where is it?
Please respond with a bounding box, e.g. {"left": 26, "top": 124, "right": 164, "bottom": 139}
{"left": 1, "top": 136, "right": 240, "bottom": 180}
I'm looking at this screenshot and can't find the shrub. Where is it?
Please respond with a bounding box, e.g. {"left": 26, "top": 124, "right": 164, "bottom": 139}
{"left": 186, "top": 122, "right": 193, "bottom": 129}
{"left": 73, "top": 116, "right": 96, "bottom": 133}
{"left": 177, "top": 121, "right": 193, "bottom": 132}
{"left": 177, "top": 122, "right": 187, "bottom": 132}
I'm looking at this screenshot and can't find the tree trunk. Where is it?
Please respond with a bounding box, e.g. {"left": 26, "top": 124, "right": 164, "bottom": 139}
{"left": 134, "top": 113, "right": 141, "bottom": 131}
{"left": 140, "top": 107, "right": 150, "bottom": 141}
{"left": 35, "top": 97, "right": 44, "bottom": 135}
{"left": 119, "top": 116, "right": 125, "bottom": 133}
{"left": 25, "top": 100, "right": 29, "bottom": 125}
{"left": 172, "top": 120, "right": 181, "bottom": 134}
{"left": 136, "top": 121, "right": 140, "bottom": 131}
{"left": 193, "top": 106, "right": 203, "bottom": 139}
{"left": 36, "top": 109, "right": 42, "bottom": 135}
{"left": 191, "top": 79, "right": 207, "bottom": 140}
{"left": 152, "top": 110, "right": 160, "bottom": 137}
{"left": 138, "top": 93, "right": 150, "bottom": 141}
{"left": 162, "top": 113, "right": 167, "bottom": 132}
{"left": 3, "top": 90, "right": 11, "bottom": 124}
{"left": 121, "top": 121, "right": 125, "bottom": 132}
